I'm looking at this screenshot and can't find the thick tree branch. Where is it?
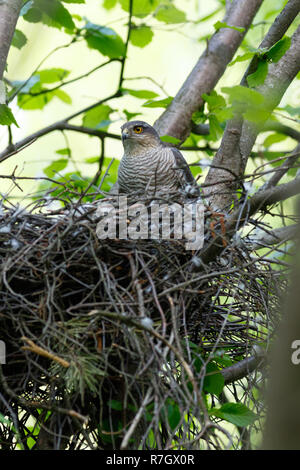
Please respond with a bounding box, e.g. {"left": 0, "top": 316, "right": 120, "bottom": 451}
{"left": 0, "top": 0, "right": 22, "bottom": 81}
{"left": 199, "top": 176, "right": 300, "bottom": 266}
{"left": 154, "top": 0, "right": 263, "bottom": 140}
{"left": 241, "top": 0, "right": 300, "bottom": 87}
{"left": 248, "top": 224, "right": 299, "bottom": 251}
{"left": 263, "top": 121, "right": 300, "bottom": 143}
{"left": 192, "top": 119, "right": 300, "bottom": 142}
{"left": 221, "top": 351, "right": 265, "bottom": 385}
{"left": 204, "top": 25, "right": 300, "bottom": 209}
{"left": 204, "top": 0, "right": 300, "bottom": 209}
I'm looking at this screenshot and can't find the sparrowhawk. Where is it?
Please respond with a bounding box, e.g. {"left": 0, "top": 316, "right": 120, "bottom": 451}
{"left": 111, "top": 120, "right": 200, "bottom": 200}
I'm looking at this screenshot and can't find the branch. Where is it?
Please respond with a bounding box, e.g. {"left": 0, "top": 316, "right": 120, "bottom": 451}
{"left": 0, "top": 1, "right": 135, "bottom": 164}
{"left": 204, "top": 23, "right": 300, "bottom": 209}
{"left": 192, "top": 119, "right": 300, "bottom": 142}
{"left": 262, "top": 143, "right": 300, "bottom": 190}
{"left": 221, "top": 351, "right": 265, "bottom": 385}
{"left": 154, "top": 0, "right": 263, "bottom": 140}
{"left": 199, "top": 177, "right": 300, "bottom": 266}
{"left": 0, "top": 92, "right": 121, "bottom": 163}
{"left": 247, "top": 224, "right": 299, "bottom": 251}
{"left": 263, "top": 120, "right": 300, "bottom": 142}
{"left": 118, "top": 0, "right": 133, "bottom": 89}
{"left": 18, "top": 59, "right": 121, "bottom": 98}
{"left": 240, "top": 0, "right": 300, "bottom": 87}
{"left": 0, "top": 0, "right": 22, "bottom": 80}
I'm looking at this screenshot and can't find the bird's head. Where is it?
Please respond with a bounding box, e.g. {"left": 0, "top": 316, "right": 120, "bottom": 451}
{"left": 121, "top": 120, "right": 162, "bottom": 156}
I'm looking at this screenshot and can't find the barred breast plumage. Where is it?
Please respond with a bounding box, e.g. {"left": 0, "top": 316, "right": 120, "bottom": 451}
{"left": 118, "top": 146, "right": 180, "bottom": 195}
{"left": 114, "top": 120, "right": 200, "bottom": 200}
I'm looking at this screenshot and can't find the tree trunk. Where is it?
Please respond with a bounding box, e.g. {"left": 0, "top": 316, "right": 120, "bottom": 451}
{"left": 0, "top": 0, "right": 22, "bottom": 81}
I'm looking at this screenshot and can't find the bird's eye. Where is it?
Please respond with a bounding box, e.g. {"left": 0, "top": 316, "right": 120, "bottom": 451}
{"left": 134, "top": 126, "right": 143, "bottom": 134}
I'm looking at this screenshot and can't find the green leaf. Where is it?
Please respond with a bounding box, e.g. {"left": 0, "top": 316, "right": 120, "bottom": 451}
{"left": 0, "top": 104, "right": 19, "bottom": 127}
{"left": 84, "top": 22, "right": 125, "bottom": 58}
{"left": 130, "top": 25, "right": 154, "bottom": 48}
{"left": 23, "top": 6, "right": 42, "bottom": 23}
{"left": 280, "top": 104, "right": 300, "bottom": 117}
{"left": 214, "top": 107, "right": 234, "bottom": 122}
{"left": 263, "top": 133, "right": 287, "bottom": 148}
{"left": 202, "top": 90, "right": 226, "bottom": 111}
{"left": 167, "top": 402, "right": 181, "bottom": 430}
{"left": 44, "top": 159, "right": 68, "bottom": 177}
{"left": 214, "top": 21, "right": 245, "bottom": 33}
{"left": 18, "top": 91, "right": 51, "bottom": 110}
{"left": 229, "top": 52, "right": 255, "bottom": 66}
{"left": 82, "top": 104, "right": 113, "bottom": 130}
{"left": 0, "top": 413, "right": 13, "bottom": 426}
{"left": 192, "top": 110, "right": 206, "bottom": 125}
{"left": 247, "top": 59, "right": 268, "bottom": 88}
{"left": 160, "top": 135, "right": 181, "bottom": 145}
{"left": 203, "top": 362, "right": 225, "bottom": 395}
{"left": 61, "top": 0, "right": 85, "bottom": 3}
{"left": 222, "top": 85, "right": 269, "bottom": 123}
{"left": 123, "top": 88, "right": 159, "bottom": 99}
{"left": 143, "top": 96, "right": 173, "bottom": 108}
{"left": 10, "top": 76, "right": 40, "bottom": 95}
{"left": 222, "top": 85, "right": 264, "bottom": 107}
{"left": 56, "top": 148, "right": 71, "bottom": 156}
{"left": 155, "top": 4, "right": 186, "bottom": 24}
{"left": 103, "top": 0, "right": 118, "bottom": 9}
{"left": 54, "top": 89, "right": 72, "bottom": 104}
{"left": 123, "top": 109, "right": 141, "bottom": 121}
{"left": 85, "top": 156, "right": 100, "bottom": 164}
{"left": 208, "top": 115, "right": 223, "bottom": 141}
{"left": 11, "top": 29, "right": 27, "bottom": 49}
{"left": 244, "top": 107, "right": 270, "bottom": 123}
{"left": 190, "top": 163, "right": 202, "bottom": 178}
{"left": 18, "top": 87, "right": 72, "bottom": 110}
{"left": 209, "top": 403, "right": 258, "bottom": 427}
{"left": 32, "top": 0, "right": 75, "bottom": 30}
{"left": 108, "top": 399, "right": 123, "bottom": 410}
{"left": 119, "top": 0, "right": 159, "bottom": 18}
{"left": 36, "top": 68, "right": 70, "bottom": 83}
{"left": 266, "top": 36, "right": 291, "bottom": 63}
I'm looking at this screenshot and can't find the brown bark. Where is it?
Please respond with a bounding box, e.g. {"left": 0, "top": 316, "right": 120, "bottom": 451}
{"left": 0, "top": 0, "right": 22, "bottom": 80}
{"left": 154, "top": 0, "right": 264, "bottom": 141}
{"left": 204, "top": 0, "right": 300, "bottom": 210}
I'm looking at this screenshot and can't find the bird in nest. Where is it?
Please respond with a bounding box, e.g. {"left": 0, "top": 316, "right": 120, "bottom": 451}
{"left": 110, "top": 120, "right": 200, "bottom": 202}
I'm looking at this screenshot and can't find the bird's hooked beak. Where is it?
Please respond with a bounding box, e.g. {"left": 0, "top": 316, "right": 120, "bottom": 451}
{"left": 121, "top": 129, "right": 130, "bottom": 142}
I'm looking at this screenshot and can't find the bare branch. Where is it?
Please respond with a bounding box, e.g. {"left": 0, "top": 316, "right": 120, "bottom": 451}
{"left": 262, "top": 143, "right": 300, "bottom": 190}
{"left": 0, "top": 93, "right": 121, "bottom": 163}
{"left": 248, "top": 224, "right": 299, "bottom": 251}
{"left": 199, "top": 176, "right": 300, "bottom": 266}
{"left": 221, "top": 351, "right": 265, "bottom": 385}
{"left": 263, "top": 121, "right": 300, "bottom": 142}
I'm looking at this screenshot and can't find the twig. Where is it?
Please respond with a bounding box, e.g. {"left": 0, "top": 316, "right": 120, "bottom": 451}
{"left": 21, "top": 336, "right": 70, "bottom": 368}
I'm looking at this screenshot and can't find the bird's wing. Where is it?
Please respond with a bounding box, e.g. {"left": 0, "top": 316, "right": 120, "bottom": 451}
{"left": 108, "top": 181, "right": 119, "bottom": 194}
{"left": 171, "top": 148, "right": 200, "bottom": 196}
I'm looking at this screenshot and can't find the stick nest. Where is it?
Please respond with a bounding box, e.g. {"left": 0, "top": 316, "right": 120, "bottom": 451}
{"left": 0, "top": 195, "right": 283, "bottom": 450}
